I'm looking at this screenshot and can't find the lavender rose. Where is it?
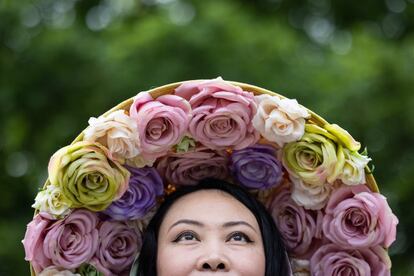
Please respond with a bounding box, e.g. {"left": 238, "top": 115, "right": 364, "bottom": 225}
{"left": 102, "top": 166, "right": 164, "bottom": 220}
{"left": 268, "top": 186, "right": 322, "bottom": 257}
{"left": 22, "top": 213, "right": 54, "bottom": 273}
{"left": 156, "top": 145, "right": 229, "bottom": 185}
{"left": 174, "top": 77, "right": 260, "bottom": 150}
{"left": 230, "top": 144, "right": 283, "bottom": 189}
{"left": 323, "top": 184, "right": 398, "bottom": 249}
{"left": 310, "top": 244, "right": 392, "bottom": 276}
{"left": 92, "top": 221, "right": 141, "bottom": 276}
{"left": 43, "top": 209, "right": 99, "bottom": 269}
{"left": 129, "top": 92, "right": 192, "bottom": 160}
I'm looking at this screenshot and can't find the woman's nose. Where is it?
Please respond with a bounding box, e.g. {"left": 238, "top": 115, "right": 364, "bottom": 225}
{"left": 196, "top": 254, "right": 230, "bottom": 271}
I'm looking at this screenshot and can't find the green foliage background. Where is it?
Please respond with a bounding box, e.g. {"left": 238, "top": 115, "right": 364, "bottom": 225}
{"left": 1, "top": 0, "right": 413, "bottom": 274}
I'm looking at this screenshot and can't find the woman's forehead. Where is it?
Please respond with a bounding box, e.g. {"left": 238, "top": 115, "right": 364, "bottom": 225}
{"left": 161, "top": 190, "right": 259, "bottom": 226}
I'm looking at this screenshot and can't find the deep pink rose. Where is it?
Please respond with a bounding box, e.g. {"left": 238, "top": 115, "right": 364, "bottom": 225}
{"left": 310, "top": 243, "right": 391, "bottom": 276}
{"left": 268, "top": 185, "right": 323, "bottom": 257}
{"left": 43, "top": 209, "right": 99, "bottom": 269}
{"left": 174, "top": 77, "right": 260, "bottom": 150}
{"left": 156, "top": 145, "right": 229, "bottom": 185}
{"left": 93, "top": 221, "right": 141, "bottom": 276}
{"left": 129, "top": 92, "right": 192, "bottom": 159}
{"left": 323, "top": 184, "right": 398, "bottom": 249}
{"left": 22, "top": 212, "right": 54, "bottom": 273}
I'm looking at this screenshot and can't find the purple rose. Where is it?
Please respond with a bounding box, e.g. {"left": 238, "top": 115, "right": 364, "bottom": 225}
{"left": 268, "top": 185, "right": 322, "bottom": 257}
{"left": 92, "top": 221, "right": 141, "bottom": 276}
{"left": 43, "top": 209, "right": 99, "bottom": 269}
{"left": 230, "top": 144, "right": 283, "bottom": 189}
{"left": 323, "top": 184, "right": 398, "bottom": 249}
{"left": 310, "top": 244, "right": 391, "bottom": 276}
{"left": 102, "top": 166, "right": 164, "bottom": 220}
{"left": 156, "top": 145, "right": 229, "bottom": 185}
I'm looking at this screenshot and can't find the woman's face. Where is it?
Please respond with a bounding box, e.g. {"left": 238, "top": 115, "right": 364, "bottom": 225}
{"left": 156, "top": 190, "right": 266, "bottom": 276}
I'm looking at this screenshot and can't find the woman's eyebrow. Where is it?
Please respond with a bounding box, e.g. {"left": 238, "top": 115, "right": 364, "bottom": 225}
{"left": 168, "top": 219, "right": 204, "bottom": 232}
{"left": 167, "top": 219, "right": 257, "bottom": 233}
{"left": 222, "top": 221, "right": 257, "bottom": 233}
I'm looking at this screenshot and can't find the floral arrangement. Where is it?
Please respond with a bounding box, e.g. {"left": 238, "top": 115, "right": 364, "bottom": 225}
{"left": 23, "top": 77, "right": 398, "bottom": 276}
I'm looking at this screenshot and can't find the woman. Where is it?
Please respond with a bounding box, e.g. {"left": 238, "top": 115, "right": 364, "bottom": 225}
{"left": 135, "top": 178, "right": 291, "bottom": 276}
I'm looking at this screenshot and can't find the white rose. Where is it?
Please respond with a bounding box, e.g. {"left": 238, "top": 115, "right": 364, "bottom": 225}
{"left": 252, "top": 95, "right": 309, "bottom": 147}
{"left": 291, "top": 259, "right": 310, "bottom": 276}
{"left": 38, "top": 266, "right": 79, "bottom": 276}
{"left": 125, "top": 154, "right": 156, "bottom": 168}
{"left": 84, "top": 110, "right": 141, "bottom": 160}
{"left": 290, "top": 175, "right": 332, "bottom": 210}
{"left": 32, "top": 185, "right": 71, "bottom": 218}
{"left": 339, "top": 149, "right": 371, "bottom": 185}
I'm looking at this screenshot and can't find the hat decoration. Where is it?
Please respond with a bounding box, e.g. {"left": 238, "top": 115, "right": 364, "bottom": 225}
{"left": 23, "top": 77, "right": 398, "bottom": 276}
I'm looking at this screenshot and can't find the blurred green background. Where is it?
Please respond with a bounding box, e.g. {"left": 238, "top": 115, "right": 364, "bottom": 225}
{"left": 1, "top": 0, "right": 413, "bottom": 274}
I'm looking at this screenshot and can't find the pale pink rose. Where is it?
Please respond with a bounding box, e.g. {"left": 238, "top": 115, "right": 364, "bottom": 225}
{"left": 38, "top": 266, "right": 80, "bottom": 276}
{"left": 43, "top": 209, "right": 99, "bottom": 269}
{"left": 156, "top": 145, "right": 229, "bottom": 185}
{"left": 129, "top": 92, "right": 192, "bottom": 159}
{"left": 310, "top": 243, "right": 391, "bottom": 276}
{"left": 22, "top": 213, "right": 54, "bottom": 273}
{"left": 323, "top": 184, "right": 398, "bottom": 249}
{"left": 252, "top": 94, "right": 309, "bottom": 147}
{"left": 290, "top": 175, "right": 332, "bottom": 210}
{"left": 174, "top": 77, "right": 260, "bottom": 150}
{"left": 84, "top": 110, "right": 141, "bottom": 161}
{"left": 268, "top": 186, "right": 323, "bottom": 257}
{"left": 93, "top": 221, "right": 141, "bottom": 276}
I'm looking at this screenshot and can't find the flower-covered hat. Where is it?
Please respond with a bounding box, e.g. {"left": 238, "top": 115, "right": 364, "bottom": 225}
{"left": 23, "top": 78, "right": 398, "bottom": 276}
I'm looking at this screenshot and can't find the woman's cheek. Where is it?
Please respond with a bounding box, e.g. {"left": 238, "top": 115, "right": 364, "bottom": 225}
{"left": 228, "top": 247, "right": 265, "bottom": 276}
{"left": 157, "top": 246, "right": 197, "bottom": 276}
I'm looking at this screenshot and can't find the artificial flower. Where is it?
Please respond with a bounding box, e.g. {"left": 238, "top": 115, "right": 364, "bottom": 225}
{"left": 102, "top": 166, "right": 163, "bottom": 220}
{"left": 323, "top": 184, "right": 398, "bottom": 249}
{"left": 156, "top": 145, "right": 229, "bottom": 186}
{"left": 83, "top": 110, "right": 141, "bottom": 162}
{"left": 129, "top": 92, "right": 192, "bottom": 160}
{"left": 230, "top": 144, "right": 283, "bottom": 189}
{"left": 310, "top": 244, "right": 391, "bottom": 276}
{"left": 48, "top": 141, "right": 130, "bottom": 211}
{"left": 175, "top": 77, "right": 259, "bottom": 150}
{"left": 252, "top": 94, "right": 309, "bottom": 147}
{"left": 32, "top": 185, "right": 72, "bottom": 218}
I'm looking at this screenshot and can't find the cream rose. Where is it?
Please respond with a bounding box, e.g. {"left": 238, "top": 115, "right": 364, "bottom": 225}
{"left": 252, "top": 94, "right": 309, "bottom": 147}
{"left": 84, "top": 110, "right": 141, "bottom": 161}
{"left": 32, "top": 185, "right": 72, "bottom": 218}
{"left": 339, "top": 149, "right": 371, "bottom": 185}
{"left": 38, "top": 266, "right": 80, "bottom": 276}
{"left": 290, "top": 176, "right": 332, "bottom": 210}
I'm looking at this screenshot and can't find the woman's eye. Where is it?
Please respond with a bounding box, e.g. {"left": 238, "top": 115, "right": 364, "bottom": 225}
{"left": 173, "top": 231, "right": 199, "bottom": 243}
{"left": 227, "top": 232, "right": 253, "bottom": 243}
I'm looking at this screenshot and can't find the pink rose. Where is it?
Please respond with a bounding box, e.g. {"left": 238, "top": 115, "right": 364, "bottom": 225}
{"left": 268, "top": 186, "right": 323, "bottom": 257}
{"left": 323, "top": 184, "right": 398, "bottom": 249}
{"left": 156, "top": 145, "right": 229, "bottom": 185}
{"left": 310, "top": 244, "right": 391, "bottom": 276}
{"left": 22, "top": 212, "right": 54, "bottom": 273}
{"left": 43, "top": 209, "right": 99, "bottom": 269}
{"left": 129, "top": 92, "right": 192, "bottom": 159}
{"left": 93, "top": 221, "right": 141, "bottom": 276}
{"left": 174, "top": 77, "right": 260, "bottom": 150}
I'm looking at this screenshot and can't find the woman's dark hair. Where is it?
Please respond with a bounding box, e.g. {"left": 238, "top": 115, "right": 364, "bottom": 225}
{"left": 136, "top": 178, "right": 290, "bottom": 276}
